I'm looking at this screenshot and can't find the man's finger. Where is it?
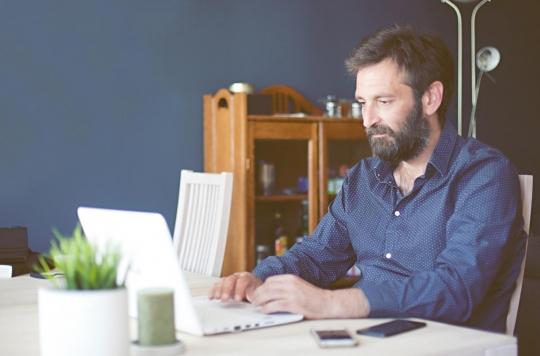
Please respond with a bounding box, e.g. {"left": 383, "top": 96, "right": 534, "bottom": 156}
{"left": 219, "top": 275, "right": 239, "bottom": 301}
{"left": 234, "top": 275, "right": 253, "bottom": 301}
{"left": 208, "top": 281, "right": 220, "bottom": 299}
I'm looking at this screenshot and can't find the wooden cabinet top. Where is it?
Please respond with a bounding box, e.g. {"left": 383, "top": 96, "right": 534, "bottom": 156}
{"left": 247, "top": 115, "right": 364, "bottom": 124}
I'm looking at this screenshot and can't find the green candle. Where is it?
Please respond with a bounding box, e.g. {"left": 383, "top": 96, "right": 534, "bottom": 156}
{"left": 137, "top": 287, "right": 176, "bottom": 346}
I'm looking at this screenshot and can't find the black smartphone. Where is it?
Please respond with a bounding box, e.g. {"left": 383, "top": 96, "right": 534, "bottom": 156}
{"left": 356, "top": 319, "right": 426, "bottom": 337}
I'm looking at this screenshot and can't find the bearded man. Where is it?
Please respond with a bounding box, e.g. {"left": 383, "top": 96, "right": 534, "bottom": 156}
{"left": 210, "top": 26, "right": 526, "bottom": 333}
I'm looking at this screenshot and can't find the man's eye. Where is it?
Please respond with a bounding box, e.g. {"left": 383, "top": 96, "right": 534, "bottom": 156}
{"left": 379, "top": 100, "right": 390, "bottom": 105}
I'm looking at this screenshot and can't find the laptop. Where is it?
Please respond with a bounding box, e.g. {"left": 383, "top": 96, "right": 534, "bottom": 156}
{"left": 77, "top": 207, "right": 303, "bottom": 336}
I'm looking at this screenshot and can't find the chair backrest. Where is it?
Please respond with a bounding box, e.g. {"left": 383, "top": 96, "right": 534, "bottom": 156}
{"left": 172, "top": 170, "right": 233, "bottom": 277}
{"left": 0, "top": 265, "right": 12, "bottom": 278}
{"left": 259, "top": 85, "right": 323, "bottom": 115}
{"left": 506, "top": 174, "right": 533, "bottom": 335}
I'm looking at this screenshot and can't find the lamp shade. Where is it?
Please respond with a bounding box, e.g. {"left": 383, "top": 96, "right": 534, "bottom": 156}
{"left": 476, "top": 46, "right": 501, "bottom": 72}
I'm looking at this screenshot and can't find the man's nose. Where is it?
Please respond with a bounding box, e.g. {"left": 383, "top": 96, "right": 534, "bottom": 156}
{"left": 362, "top": 104, "right": 379, "bottom": 128}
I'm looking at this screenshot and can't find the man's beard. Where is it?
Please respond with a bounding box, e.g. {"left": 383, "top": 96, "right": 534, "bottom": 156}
{"left": 366, "top": 98, "right": 430, "bottom": 165}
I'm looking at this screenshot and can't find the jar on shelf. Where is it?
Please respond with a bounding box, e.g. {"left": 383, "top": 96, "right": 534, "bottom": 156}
{"left": 351, "top": 102, "right": 362, "bottom": 119}
{"left": 322, "top": 95, "right": 338, "bottom": 118}
{"left": 273, "top": 212, "right": 288, "bottom": 256}
{"left": 256, "top": 245, "right": 270, "bottom": 265}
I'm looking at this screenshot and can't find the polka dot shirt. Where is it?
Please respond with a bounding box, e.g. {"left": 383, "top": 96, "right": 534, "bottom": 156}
{"left": 253, "top": 121, "right": 526, "bottom": 333}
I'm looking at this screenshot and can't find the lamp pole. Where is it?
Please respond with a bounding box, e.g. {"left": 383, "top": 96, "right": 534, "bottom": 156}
{"left": 470, "top": 0, "right": 491, "bottom": 138}
{"left": 441, "top": 0, "right": 493, "bottom": 137}
{"left": 441, "top": 0, "right": 463, "bottom": 136}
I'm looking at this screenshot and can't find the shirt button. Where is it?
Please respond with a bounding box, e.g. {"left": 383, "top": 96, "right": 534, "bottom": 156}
{"left": 385, "top": 253, "right": 392, "bottom": 259}
{"left": 394, "top": 210, "right": 400, "bottom": 217}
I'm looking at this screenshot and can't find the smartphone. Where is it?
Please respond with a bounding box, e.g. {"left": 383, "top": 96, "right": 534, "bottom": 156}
{"left": 356, "top": 319, "right": 426, "bottom": 337}
{"left": 311, "top": 328, "right": 358, "bottom": 348}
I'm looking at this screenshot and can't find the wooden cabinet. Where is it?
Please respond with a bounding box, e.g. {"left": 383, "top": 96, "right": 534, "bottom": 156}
{"left": 203, "top": 88, "right": 370, "bottom": 276}
{"left": 319, "top": 121, "right": 372, "bottom": 218}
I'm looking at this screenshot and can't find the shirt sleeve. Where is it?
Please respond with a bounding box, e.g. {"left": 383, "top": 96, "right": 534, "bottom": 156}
{"left": 253, "top": 174, "right": 356, "bottom": 287}
{"left": 361, "top": 158, "right": 526, "bottom": 324}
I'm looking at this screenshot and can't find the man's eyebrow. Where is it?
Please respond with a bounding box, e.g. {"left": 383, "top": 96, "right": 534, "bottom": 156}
{"left": 355, "top": 94, "right": 396, "bottom": 101}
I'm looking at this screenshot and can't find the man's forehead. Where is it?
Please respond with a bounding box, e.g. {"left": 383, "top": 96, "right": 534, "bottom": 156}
{"left": 356, "top": 58, "right": 408, "bottom": 82}
{"left": 355, "top": 59, "right": 411, "bottom": 97}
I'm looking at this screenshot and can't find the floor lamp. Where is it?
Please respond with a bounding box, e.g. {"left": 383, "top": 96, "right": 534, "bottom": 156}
{"left": 468, "top": 46, "right": 500, "bottom": 138}
{"left": 440, "top": 0, "right": 494, "bottom": 137}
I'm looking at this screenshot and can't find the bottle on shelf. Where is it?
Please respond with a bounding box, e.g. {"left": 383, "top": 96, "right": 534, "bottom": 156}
{"left": 258, "top": 160, "right": 276, "bottom": 196}
{"left": 273, "top": 211, "right": 288, "bottom": 256}
{"left": 328, "top": 164, "right": 349, "bottom": 195}
{"left": 322, "top": 95, "right": 338, "bottom": 118}
{"left": 256, "top": 244, "right": 270, "bottom": 265}
{"left": 294, "top": 199, "right": 309, "bottom": 244}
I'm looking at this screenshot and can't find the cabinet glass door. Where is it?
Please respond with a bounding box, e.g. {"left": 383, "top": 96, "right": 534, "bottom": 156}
{"left": 254, "top": 140, "right": 310, "bottom": 260}
{"left": 247, "top": 119, "right": 318, "bottom": 269}
{"left": 319, "top": 120, "right": 371, "bottom": 218}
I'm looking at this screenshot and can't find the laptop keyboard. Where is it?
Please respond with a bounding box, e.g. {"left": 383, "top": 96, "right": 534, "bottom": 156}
{"left": 192, "top": 296, "right": 283, "bottom": 331}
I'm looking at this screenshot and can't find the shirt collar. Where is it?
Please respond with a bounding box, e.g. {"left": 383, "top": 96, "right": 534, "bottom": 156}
{"left": 427, "top": 119, "right": 458, "bottom": 177}
{"left": 371, "top": 118, "right": 458, "bottom": 179}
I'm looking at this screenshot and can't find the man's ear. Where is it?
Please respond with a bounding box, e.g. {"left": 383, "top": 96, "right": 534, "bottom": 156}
{"left": 422, "top": 81, "right": 443, "bottom": 117}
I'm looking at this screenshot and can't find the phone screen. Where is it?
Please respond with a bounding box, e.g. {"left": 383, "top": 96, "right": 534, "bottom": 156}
{"left": 356, "top": 319, "right": 426, "bottom": 337}
{"left": 311, "top": 329, "right": 358, "bottom": 348}
{"left": 316, "top": 330, "right": 354, "bottom": 340}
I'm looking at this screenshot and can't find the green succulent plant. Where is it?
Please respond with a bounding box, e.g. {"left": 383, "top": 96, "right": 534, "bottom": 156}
{"left": 37, "top": 225, "right": 124, "bottom": 290}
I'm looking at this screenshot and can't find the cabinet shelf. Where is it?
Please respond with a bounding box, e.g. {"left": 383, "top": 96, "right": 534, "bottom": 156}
{"left": 256, "top": 194, "right": 308, "bottom": 202}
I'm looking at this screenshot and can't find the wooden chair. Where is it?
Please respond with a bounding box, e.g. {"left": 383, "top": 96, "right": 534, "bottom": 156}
{"left": 506, "top": 174, "right": 533, "bottom": 335}
{"left": 259, "top": 85, "right": 323, "bottom": 115}
{"left": 172, "top": 170, "right": 233, "bottom": 277}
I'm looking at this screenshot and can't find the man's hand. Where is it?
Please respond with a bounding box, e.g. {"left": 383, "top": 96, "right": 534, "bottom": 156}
{"left": 250, "top": 274, "right": 370, "bottom": 319}
{"left": 209, "top": 272, "right": 263, "bottom": 302}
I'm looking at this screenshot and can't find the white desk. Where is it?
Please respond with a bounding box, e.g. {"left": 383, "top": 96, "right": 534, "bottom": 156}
{"left": 0, "top": 274, "right": 517, "bottom": 356}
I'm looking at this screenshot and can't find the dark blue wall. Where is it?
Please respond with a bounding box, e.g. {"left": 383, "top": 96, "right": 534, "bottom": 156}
{"left": 1, "top": 0, "right": 537, "bottom": 252}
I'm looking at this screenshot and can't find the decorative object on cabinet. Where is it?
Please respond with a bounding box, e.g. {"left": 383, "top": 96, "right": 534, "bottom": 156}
{"left": 228, "top": 82, "right": 255, "bottom": 94}
{"left": 203, "top": 87, "right": 370, "bottom": 274}
{"left": 259, "top": 84, "right": 323, "bottom": 115}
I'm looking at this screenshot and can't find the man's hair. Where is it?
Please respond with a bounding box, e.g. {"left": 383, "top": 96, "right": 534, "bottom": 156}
{"left": 345, "top": 25, "right": 455, "bottom": 124}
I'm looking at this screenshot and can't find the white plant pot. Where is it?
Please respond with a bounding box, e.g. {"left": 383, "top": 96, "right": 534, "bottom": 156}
{"left": 38, "top": 287, "right": 129, "bottom": 356}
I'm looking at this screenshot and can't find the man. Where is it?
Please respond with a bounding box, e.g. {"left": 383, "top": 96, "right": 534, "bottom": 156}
{"left": 210, "top": 26, "right": 526, "bottom": 332}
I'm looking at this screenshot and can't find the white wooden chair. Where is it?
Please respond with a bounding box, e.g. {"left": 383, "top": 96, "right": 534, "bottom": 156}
{"left": 506, "top": 175, "right": 533, "bottom": 335}
{"left": 172, "top": 170, "right": 233, "bottom": 277}
{"left": 0, "top": 265, "right": 12, "bottom": 278}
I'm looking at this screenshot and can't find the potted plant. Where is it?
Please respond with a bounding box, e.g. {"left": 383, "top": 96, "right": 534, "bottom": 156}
{"left": 37, "top": 225, "right": 129, "bottom": 356}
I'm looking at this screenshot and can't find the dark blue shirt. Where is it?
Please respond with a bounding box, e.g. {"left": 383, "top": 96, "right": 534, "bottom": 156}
{"left": 253, "top": 120, "right": 526, "bottom": 332}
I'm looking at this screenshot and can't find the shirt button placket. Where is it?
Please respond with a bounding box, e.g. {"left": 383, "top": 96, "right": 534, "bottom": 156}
{"left": 385, "top": 210, "right": 400, "bottom": 260}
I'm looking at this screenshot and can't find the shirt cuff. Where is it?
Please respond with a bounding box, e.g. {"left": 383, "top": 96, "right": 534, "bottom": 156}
{"left": 252, "top": 256, "right": 283, "bottom": 281}
{"left": 359, "top": 281, "right": 399, "bottom": 317}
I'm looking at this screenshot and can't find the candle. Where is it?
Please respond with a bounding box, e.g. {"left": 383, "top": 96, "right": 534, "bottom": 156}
{"left": 137, "top": 287, "right": 176, "bottom": 346}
